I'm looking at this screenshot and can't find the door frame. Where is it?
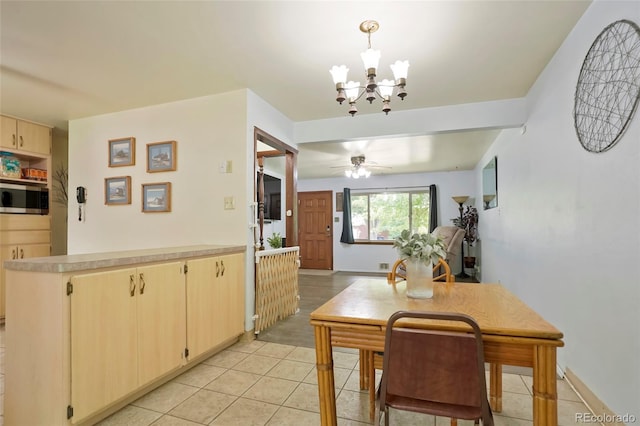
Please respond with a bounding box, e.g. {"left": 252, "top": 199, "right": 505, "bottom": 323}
{"left": 254, "top": 127, "right": 298, "bottom": 247}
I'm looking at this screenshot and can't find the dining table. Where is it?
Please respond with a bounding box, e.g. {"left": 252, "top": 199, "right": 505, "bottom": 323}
{"left": 309, "top": 278, "right": 564, "bottom": 425}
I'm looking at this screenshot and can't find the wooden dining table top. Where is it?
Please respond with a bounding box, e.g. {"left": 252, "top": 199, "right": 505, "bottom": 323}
{"left": 310, "top": 278, "right": 563, "bottom": 342}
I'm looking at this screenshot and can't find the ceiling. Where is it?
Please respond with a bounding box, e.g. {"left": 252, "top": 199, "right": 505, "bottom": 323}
{"left": 0, "top": 1, "right": 590, "bottom": 179}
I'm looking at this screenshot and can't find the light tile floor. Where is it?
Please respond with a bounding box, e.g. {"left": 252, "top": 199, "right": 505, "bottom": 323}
{"left": 0, "top": 324, "right": 593, "bottom": 425}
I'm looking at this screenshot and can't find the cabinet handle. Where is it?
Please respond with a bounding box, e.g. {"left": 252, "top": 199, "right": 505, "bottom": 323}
{"left": 216, "top": 261, "right": 220, "bottom": 277}
{"left": 12, "top": 134, "right": 16, "bottom": 146}
{"left": 19, "top": 135, "right": 24, "bottom": 147}
{"left": 11, "top": 248, "right": 17, "bottom": 259}
{"left": 129, "top": 274, "right": 136, "bottom": 297}
{"left": 20, "top": 248, "right": 24, "bottom": 259}
{"left": 139, "top": 273, "right": 146, "bottom": 295}
{"left": 220, "top": 260, "right": 225, "bottom": 276}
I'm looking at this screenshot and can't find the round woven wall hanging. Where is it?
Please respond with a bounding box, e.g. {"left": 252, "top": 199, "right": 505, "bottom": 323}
{"left": 574, "top": 19, "right": 640, "bottom": 153}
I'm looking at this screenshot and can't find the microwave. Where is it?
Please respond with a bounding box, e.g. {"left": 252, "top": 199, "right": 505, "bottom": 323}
{"left": 0, "top": 182, "right": 49, "bottom": 214}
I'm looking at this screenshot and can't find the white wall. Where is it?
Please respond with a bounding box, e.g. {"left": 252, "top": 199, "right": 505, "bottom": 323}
{"left": 298, "top": 170, "right": 475, "bottom": 274}
{"left": 68, "top": 89, "right": 297, "bottom": 335}
{"left": 476, "top": 0, "right": 640, "bottom": 416}
{"left": 68, "top": 91, "right": 248, "bottom": 253}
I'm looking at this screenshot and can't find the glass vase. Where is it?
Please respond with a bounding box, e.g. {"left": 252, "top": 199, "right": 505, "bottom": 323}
{"left": 405, "top": 259, "right": 434, "bottom": 299}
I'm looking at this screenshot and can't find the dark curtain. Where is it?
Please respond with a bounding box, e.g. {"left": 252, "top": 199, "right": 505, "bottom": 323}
{"left": 428, "top": 184, "right": 438, "bottom": 233}
{"left": 340, "top": 188, "right": 355, "bottom": 244}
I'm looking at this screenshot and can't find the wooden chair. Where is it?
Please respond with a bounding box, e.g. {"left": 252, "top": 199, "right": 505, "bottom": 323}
{"left": 386, "top": 257, "right": 455, "bottom": 284}
{"left": 368, "top": 258, "right": 455, "bottom": 421}
{"left": 375, "top": 311, "right": 494, "bottom": 426}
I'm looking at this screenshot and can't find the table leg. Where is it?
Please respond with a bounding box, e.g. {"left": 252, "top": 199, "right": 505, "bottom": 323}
{"left": 360, "top": 349, "right": 370, "bottom": 390}
{"left": 533, "top": 345, "right": 558, "bottom": 426}
{"left": 314, "top": 324, "right": 337, "bottom": 426}
{"left": 489, "top": 363, "right": 503, "bottom": 412}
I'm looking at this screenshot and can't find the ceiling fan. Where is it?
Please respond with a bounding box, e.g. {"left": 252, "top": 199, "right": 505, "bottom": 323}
{"left": 332, "top": 155, "right": 391, "bottom": 178}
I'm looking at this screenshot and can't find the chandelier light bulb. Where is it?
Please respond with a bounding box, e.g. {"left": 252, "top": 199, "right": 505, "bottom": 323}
{"left": 329, "top": 65, "right": 349, "bottom": 84}
{"left": 361, "top": 48, "right": 381, "bottom": 71}
{"left": 345, "top": 81, "right": 361, "bottom": 101}
{"left": 378, "top": 79, "right": 395, "bottom": 98}
{"left": 390, "top": 60, "right": 410, "bottom": 80}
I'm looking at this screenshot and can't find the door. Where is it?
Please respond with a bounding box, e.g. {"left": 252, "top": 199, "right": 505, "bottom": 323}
{"left": 136, "top": 262, "right": 186, "bottom": 385}
{"left": 70, "top": 268, "right": 139, "bottom": 423}
{"left": 298, "top": 191, "right": 333, "bottom": 270}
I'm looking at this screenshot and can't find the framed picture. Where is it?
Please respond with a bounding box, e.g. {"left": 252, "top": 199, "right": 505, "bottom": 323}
{"left": 147, "top": 141, "right": 177, "bottom": 172}
{"left": 104, "top": 176, "right": 132, "bottom": 205}
{"left": 142, "top": 182, "right": 171, "bottom": 213}
{"left": 108, "top": 137, "right": 135, "bottom": 167}
{"left": 336, "top": 192, "right": 343, "bottom": 212}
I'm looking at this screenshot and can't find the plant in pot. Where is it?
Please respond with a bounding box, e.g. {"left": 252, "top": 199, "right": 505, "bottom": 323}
{"left": 451, "top": 206, "right": 479, "bottom": 269}
{"left": 392, "top": 230, "right": 446, "bottom": 299}
{"left": 266, "top": 232, "right": 283, "bottom": 249}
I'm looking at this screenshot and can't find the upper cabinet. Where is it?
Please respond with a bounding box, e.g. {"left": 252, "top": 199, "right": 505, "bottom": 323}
{"left": 1, "top": 115, "right": 51, "bottom": 156}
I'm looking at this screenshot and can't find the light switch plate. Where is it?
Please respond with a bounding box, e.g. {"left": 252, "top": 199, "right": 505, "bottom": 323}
{"left": 224, "top": 196, "right": 235, "bottom": 210}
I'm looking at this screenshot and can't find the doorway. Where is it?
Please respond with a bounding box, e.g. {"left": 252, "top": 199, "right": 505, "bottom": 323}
{"left": 298, "top": 191, "right": 333, "bottom": 270}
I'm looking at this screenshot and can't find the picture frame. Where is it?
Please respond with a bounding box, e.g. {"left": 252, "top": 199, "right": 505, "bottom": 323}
{"left": 108, "top": 137, "right": 135, "bottom": 167}
{"left": 104, "top": 176, "right": 132, "bottom": 205}
{"left": 142, "top": 182, "right": 171, "bottom": 213}
{"left": 147, "top": 140, "right": 177, "bottom": 172}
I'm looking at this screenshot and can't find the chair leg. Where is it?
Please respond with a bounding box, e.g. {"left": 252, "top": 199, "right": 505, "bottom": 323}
{"left": 450, "top": 419, "right": 458, "bottom": 426}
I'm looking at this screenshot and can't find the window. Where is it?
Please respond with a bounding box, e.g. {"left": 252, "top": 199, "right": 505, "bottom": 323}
{"left": 350, "top": 190, "right": 431, "bottom": 242}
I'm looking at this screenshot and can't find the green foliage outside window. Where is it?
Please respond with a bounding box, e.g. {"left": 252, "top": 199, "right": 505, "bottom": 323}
{"left": 350, "top": 190, "right": 431, "bottom": 242}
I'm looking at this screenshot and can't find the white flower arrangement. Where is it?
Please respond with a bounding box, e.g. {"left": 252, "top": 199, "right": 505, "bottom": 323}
{"left": 392, "top": 229, "right": 446, "bottom": 265}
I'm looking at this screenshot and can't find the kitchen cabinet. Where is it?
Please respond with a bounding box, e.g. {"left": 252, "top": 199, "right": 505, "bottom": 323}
{"left": 1, "top": 115, "right": 52, "bottom": 156}
{"left": 186, "top": 253, "right": 245, "bottom": 359}
{"left": 69, "top": 262, "right": 186, "bottom": 422}
{"left": 3, "top": 245, "right": 245, "bottom": 426}
{"left": 0, "top": 214, "right": 50, "bottom": 319}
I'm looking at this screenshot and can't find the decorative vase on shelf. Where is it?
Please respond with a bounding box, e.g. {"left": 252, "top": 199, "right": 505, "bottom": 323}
{"left": 405, "top": 259, "right": 434, "bottom": 299}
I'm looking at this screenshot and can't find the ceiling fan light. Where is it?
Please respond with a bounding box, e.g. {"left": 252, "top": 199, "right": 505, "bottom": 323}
{"left": 360, "top": 48, "right": 380, "bottom": 71}
{"left": 330, "top": 65, "right": 349, "bottom": 84}
{"left": 358, "top": 167, "right": 367, "bottom": 176}
{"left": 364, "top": 170, "right": 371, "bottom": 178}
{"left": 345, "top": 170, "right": 352, "bottom": 178}
{"left": 390, "top": 60, "right": 410, "bottom": 80}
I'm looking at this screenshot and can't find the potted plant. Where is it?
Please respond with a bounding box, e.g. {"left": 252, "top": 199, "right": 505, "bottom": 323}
{"left": 392, "top": 230, "right": 446, "bottom": 299}
{"left": 266, "top": 232, "right": 283, "bottom": 249}
{"left": 451, "top": 206, "right": 479, "bottom": 269}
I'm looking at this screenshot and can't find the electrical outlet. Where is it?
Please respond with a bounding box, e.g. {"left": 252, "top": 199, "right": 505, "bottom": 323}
{"left": 379, "top": 262, "right": 389, "bottom": 270}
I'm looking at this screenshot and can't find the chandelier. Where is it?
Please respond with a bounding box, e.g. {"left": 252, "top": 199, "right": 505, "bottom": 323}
{"left": 345, "top": 155, "right": 371, "bottom": 179}
{"left": 330, "top": 20, "right": 409, "bottom": 116}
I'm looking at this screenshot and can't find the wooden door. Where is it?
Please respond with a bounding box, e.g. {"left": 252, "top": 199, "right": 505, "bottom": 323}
{"left": 0, "top": 115, "right": 17, "bottom": 149}
{"left": 298, "top": 191, "right": 333, "bottom": 270}
{"left": 185, "top": 256, "right": 218, "bottom": 359}
{"left": 215, "top": 253, "right": 245, "bottom": 343}
{"left": 70, "top": 268, "right": 138, "bottom": 423}
{"left": 137, "top": 262, "right": 186, "bottom": 385}
{"left": 17, "top": 119, "right": 51, "bottom": 155}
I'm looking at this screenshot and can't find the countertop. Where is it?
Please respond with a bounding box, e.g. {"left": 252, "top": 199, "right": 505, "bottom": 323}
{"left": 3, "top": 244, "right": 246, "bottom": 273}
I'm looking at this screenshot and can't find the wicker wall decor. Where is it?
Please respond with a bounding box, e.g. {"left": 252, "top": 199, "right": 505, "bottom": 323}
{"left": 574, "top": 19, "right": 640, "bottom": 153}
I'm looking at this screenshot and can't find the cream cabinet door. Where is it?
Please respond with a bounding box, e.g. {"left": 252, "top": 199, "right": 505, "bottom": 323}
{"left": 136, "top": 262, "right": 186, "bottom": 385}
{"left": 215, "top": 253, "right": 245, "bottom": 343}
{"left": 0, "top": 245, "right": 19, "bottom": 319}
{"left": 0, "top": 115, "right": 17, "bottom": 149}
{"left": 185, "top": 257, "right": 219, "bottom": 359}
{"left": 16, "top": 119, "right": 51, "bottom": 155}
{"left": 70, "top": 268, "right": 139, "bottom": 423}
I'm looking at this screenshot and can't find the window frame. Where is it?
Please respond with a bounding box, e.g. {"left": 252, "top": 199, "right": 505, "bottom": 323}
{"left": 350, "top": 189, "right": 431, "bottom": 244}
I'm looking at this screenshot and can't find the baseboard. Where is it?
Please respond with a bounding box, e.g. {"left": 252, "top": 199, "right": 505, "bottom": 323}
{"left": 565, "top": 368, "right": 629, "bottom": 425}
{"left": 240, "top": 328, "right": 256, "bottom": 342}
